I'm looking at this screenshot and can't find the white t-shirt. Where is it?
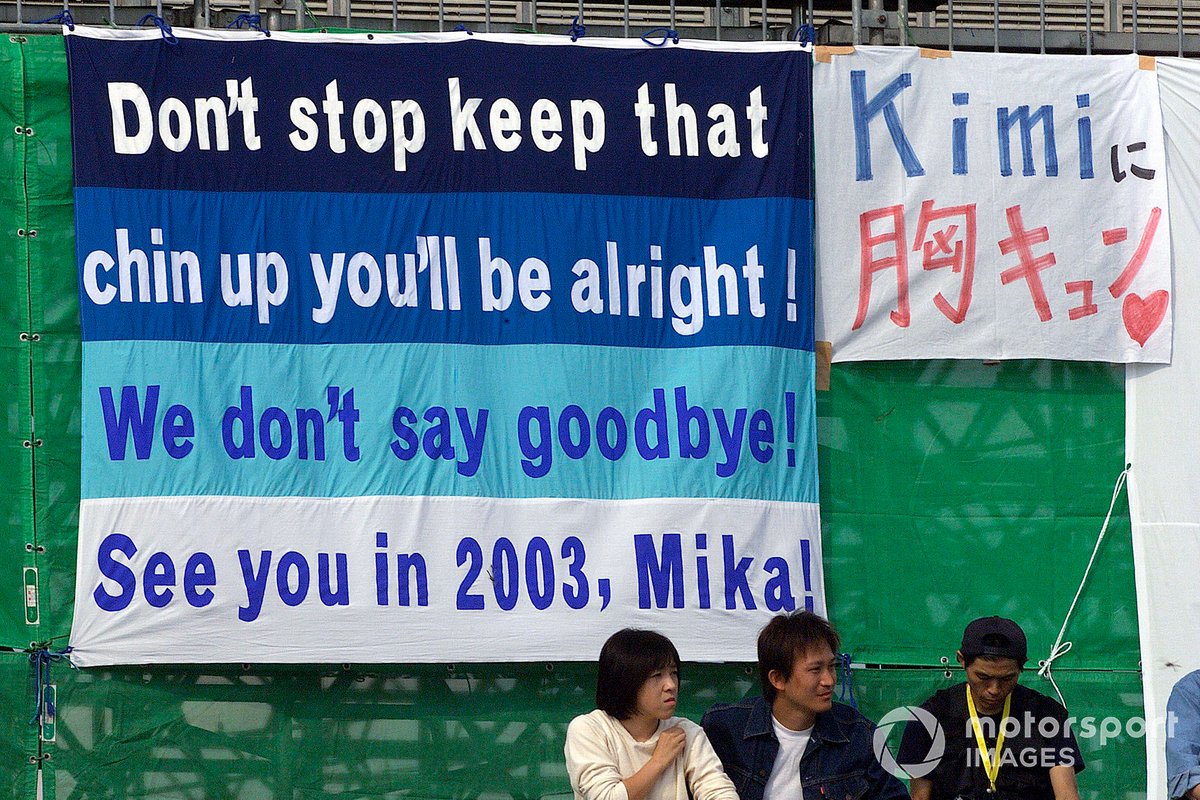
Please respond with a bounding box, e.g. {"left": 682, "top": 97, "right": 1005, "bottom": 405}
{"left": 763, "top": 716, "right": 813, "bottom": 800}
{"left": 564, "top": 709, "right": 738, "bottom": 800}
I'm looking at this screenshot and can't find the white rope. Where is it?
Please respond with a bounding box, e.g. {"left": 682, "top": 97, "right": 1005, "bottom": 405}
{"left": 1035, "top": 464, "right": 1130, "bottom": 710}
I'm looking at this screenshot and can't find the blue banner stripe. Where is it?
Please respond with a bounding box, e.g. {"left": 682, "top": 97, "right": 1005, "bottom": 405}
{"left": 82, "top": 340, "right": 819, "bottom": 503}
{"left": 77, "top": 187, "right": 815, "bottom": 350}
{"left": 67, "top": 36, "right": 812, "bottom": 200}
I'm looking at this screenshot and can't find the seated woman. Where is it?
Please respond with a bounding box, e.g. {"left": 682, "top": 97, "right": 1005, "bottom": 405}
{"left": 564, "top": 628, "right": 737, "bottom": 800}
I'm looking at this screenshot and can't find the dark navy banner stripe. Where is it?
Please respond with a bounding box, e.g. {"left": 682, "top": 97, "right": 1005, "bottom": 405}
{"left": 66, "top": 35, "right": 811, "bottom": 200}
{"left": 78, "top": 187, "right": 815, "bottom": 350}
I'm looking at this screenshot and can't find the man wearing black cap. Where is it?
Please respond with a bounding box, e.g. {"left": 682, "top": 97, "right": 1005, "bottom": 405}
{"left": 895, "top": 617, "right": 1084, "bottom": 800}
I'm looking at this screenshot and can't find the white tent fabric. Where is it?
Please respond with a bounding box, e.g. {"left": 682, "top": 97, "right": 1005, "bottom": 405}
{"left": 1128, "top": 56, "right": 1200, "bottom": 800}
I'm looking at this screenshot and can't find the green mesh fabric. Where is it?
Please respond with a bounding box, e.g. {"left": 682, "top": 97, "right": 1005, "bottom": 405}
{"left": 0, "top": 34, "right": 37, "bottom": 650}
{"left": 0, "top": 655, "right": 38, "bottom": 800}
{"left": 1, "top": 33, "right": 1145, "bottom": 799}
{"left": 819, "top": 360, "right": 1135, "bottom": 669}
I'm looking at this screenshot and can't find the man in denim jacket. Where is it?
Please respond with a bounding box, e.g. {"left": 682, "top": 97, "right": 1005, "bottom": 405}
{"left": 701, "top": 612, "right": 909, "bottom": 800}
{"left": 1167, "top": 669, "right": 1200, "bottom": 799}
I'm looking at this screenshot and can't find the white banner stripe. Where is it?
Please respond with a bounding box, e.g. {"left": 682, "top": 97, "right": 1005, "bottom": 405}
{"left": 64, "top": 25, "right": 813, "bottom": 53}
{"left": 71, "top": 495, "right": 823, "bottom": 666}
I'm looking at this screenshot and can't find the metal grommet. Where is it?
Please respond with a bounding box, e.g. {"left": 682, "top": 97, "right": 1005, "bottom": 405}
{"left": 366, "top": 33, "right": 375, "bottom": 39}
{"left": 939, "top": 656, "right": 950, "bottom": 665}
{"left": 944, "top": 669, "right": 954, "bottom": 679}
{"left": 19, "top": 333, "right": 29, "bottom": 342}
{"left": 33, "top": 439, "right": 43, "bottom": 447}
{"left": 241, "top": 663, "right": 251, "bottom": 671}
{"left": 35, "top": 545, "right": 45, "bottom": 553}
{"left": 16, "top": 229, "right": 25, "bottom": 237}
{"left": 25, "top": 543, "right": 34, "bottom": 552}
{"left": 545, "top": 662, "right": 555, "bottom": 673}
{"left": 14, "top": 126, "right": 22, "bottom": 135}
{"left": 30, "top": 333, "right": 40, "bottom": 342}
{"left": 28, "top": 756, "right": 38, "bottom": 765}
{"left": 24, "top": 128, "right": 33, "bottom": 136}
{"left": 27, "top": 229, "right": 37, "bottom": 237}
{"left": 446, "top": 663, "right": 456, "bottom": 673}
{"left": 341, "top": 663, "right": 351, "bottom": 672}
{"left": 22, "top": 440, "right": 32, "bottom": 448}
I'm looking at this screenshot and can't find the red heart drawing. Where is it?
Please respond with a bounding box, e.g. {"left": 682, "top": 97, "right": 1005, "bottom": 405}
{"left": 1123, "top": 290, "right": 1169, "bottom": 347}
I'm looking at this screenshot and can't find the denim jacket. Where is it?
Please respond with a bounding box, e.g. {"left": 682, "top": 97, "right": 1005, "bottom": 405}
{"left": 1167, "top": 670, "right": 1200, "bottom": 799}
{"left": 700, "top": 696, "right": 910, "bottom": 800}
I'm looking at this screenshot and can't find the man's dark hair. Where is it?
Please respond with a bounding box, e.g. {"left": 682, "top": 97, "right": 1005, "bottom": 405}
{"left": 595, "top": 629, "right": 681, "bottom": 720}
{"left": 757, "top": 611, "right": 840, "bottom": 702}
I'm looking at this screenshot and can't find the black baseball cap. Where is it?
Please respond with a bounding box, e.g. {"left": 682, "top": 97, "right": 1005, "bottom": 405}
{"left": 960, "top": 616, "right": 1028, "bottom": 662}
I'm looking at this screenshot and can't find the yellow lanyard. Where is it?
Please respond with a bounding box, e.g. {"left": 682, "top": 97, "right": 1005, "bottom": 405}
{"left": 966, "top": 686, "right": 1011, "bottom": 793}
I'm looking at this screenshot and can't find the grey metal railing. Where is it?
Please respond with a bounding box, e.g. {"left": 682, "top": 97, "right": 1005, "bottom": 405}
{"left": 3, "top": 0, "right": 1200, "bottom": 56}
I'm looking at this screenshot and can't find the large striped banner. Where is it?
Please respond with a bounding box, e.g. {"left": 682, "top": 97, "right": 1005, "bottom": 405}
{"left": 66, "top": 28, "right": 821, "bottom": 665}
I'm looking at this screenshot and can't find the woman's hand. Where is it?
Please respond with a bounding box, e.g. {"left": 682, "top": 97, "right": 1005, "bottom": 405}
{"left": 622, "top": 725, "right": 687, "bottom": 800}
{"left": 650, "top": 726, "right": 686, "bottom": 767}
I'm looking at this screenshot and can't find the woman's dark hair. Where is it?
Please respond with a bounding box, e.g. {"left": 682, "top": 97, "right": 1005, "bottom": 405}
{"left": 595, "top": 629, "right": 681, "bottom": 720}
{"left": 757, "top": 611, "right": 840, "bottom": 702}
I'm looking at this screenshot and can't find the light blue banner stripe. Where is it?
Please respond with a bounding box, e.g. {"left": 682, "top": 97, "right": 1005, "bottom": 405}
{"left": 82, "top": 340, "right": 818, "bottom": 503}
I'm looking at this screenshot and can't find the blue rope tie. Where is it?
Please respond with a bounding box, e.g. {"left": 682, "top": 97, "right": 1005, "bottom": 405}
{"left": 138, "top": 13, "right": 179, "bottom": 44}
{"left": 227, "top": 13, "right": 270, "bottom": 35}
{"left": 794, "top": 23, "right": 816, "bottom": 44}
{"left": 837, "top": 652, "right": 857, "bottom": 709}
{"left": 641, "top": 27, "right": 679, "bottom": 46}
{"left": 568, "top": 16, "right": 586, "bottom": 42}
{"left": 452, "top": 24, "right": 474, "bottom": 34}
{"left": 33, "top": 8, "right": 75, "bottom": 29}
{"left": 28, "top": 645, "right": 75, "bottom": 727}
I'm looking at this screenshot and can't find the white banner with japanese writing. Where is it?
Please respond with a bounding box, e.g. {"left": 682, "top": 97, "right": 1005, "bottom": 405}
{"left": 1128, "top": 57, "right": 1200, "bottom": 799}
{"left": 814, "top": 47, "right": 1172, "bottom": 363}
